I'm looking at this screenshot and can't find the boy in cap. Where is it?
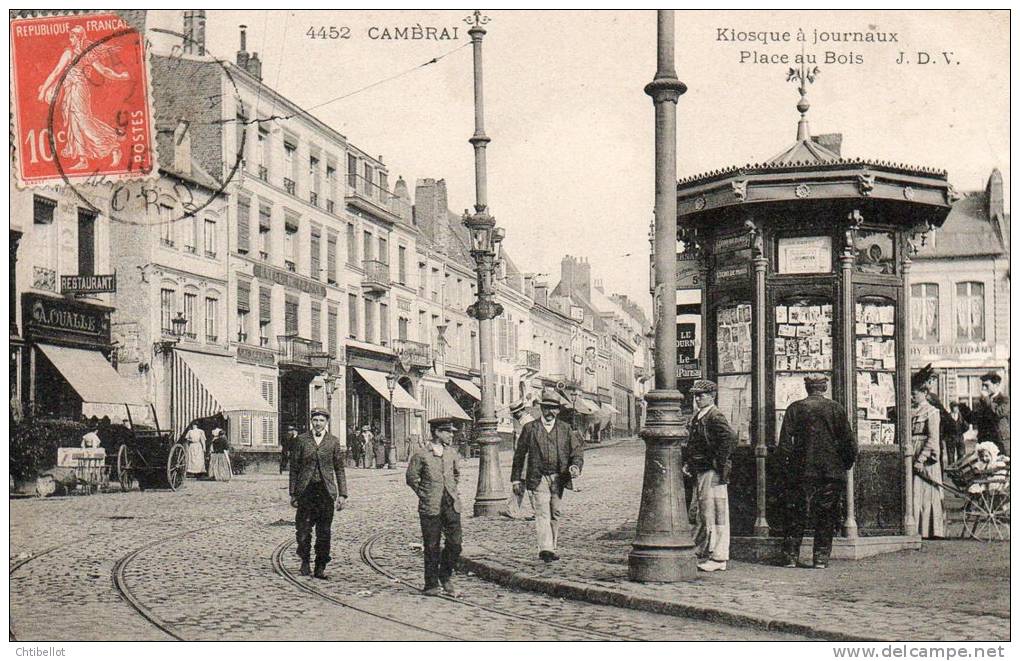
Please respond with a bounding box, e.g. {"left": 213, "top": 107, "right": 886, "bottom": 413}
{"left": 777, "top": 374, "right": 857, "bottom": 569}
{"left": 511, "top": 387, "right": 584, "bottom": 563}
{"left": 289, "top": 407, "right": 348, "bottom": 579}
{"left": 406, "top": 416, "right": 463, "bottom": 597}
{"left": 686, "top": 379, "right": 737, "bottom": 572}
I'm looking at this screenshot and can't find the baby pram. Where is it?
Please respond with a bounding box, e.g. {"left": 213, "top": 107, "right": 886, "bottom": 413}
{"left": 943, "top": 446, "right": 1010, "bottom": 541}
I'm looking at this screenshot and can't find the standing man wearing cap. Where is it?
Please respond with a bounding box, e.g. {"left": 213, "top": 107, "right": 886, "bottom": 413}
{"left": 686, "top": 379, "right": 737, "bottom": 573}
{"left": 511, "top": 388, "right": 584, "bottom": 563}
{"left": 777, "top": 374, "right": 857, "bottom": 569}
{"left": 289, "top": 407, "right": 348, "bottom": 579}
{"left": 406, "top": 417, "right": 463, "bottom": 597}
{"left": 974, "top": 371, "right": 1010, "bottom": 456}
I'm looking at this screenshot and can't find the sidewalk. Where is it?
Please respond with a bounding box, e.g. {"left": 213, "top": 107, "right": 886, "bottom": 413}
{"left": 458, "top": 439, "right": 1009, "bottom": 642}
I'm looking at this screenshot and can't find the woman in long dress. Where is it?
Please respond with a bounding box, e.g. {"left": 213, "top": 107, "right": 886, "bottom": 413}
{"left": 911, "top": 379, "right": 945, "bottom": 539}
{"left": 184, "top": 422, "right": 207, "bottom": 477}
{"left": 36, "top": 25, "right": 129, "bottom": 171}
{"left": 207, "top": 429, "right": 232, "bottom": 481}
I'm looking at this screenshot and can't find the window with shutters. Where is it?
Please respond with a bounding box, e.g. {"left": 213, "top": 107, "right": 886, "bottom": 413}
{"left": 398, "top": 246, "right": 407, "bottom": 284}
{"left": 239, "top": 414, "right": 252, "bottom": 446}
{"left": 364, "top": 298, "right": 374, "bottom": 343}
{"left": 284, "top": 217, "right": 298, "bottom": 272}
{"left": 348, "top": 294, "right": 359, "bottom": 339}
{"left": 310, "top": 301, "right": 321, "bottom": 343}
{"left": 325, "top": 162, "right": 337, "bottom": 210}
{"left": 77, "top": 209, "right": 96, "bottom": 276}
{"left": 346, "top": 223, "right": 357, "bottom": 264}
{"left": 160, "top": 288, "right": 176, "bottom": 334}
{"left": 237, "top": 197, "right": 251, "bottom": 254}
{"left": 204, "top": 218, "right": 217, "bottom": 258}
{"left": 205, "top": 296, "right": 219, "bottom": 342}
{"left": 955, "top": 282, "right": 985, "bottom": 341}
{"left": 363, "top": 230, "right": 373, "bottom": 261}
{"left": 398, "top": 317, "right": 408, "bottom": 341}
{"left": 380, "top": 302, "right": 389, "bottom": 346}
{"left": 256, "top": 127, "right": 268, "bottom": 179}
{"left": 258, "top": 204, "right": 271, "bottom": 260}
{"left": 160, "top": 204, "right": 175, "bottom": 246}
{"left": 310, "top": 228, "right": 321, "bottom": 280}
{"left": 259, "top": 286, "right": 272, "bottom": 346}
{"left": 347, "top": 153, "right": 358, "bottom": 189}
{"left": 378, "top": 236, "right": 388, "bottom": 264}
{"left": 328, "top": 306, "right": 338, "bottom": 358}
{"left": 326, "top": 233, "right": 338, "bottom": 284}
{"left": 285, "top": 296, "right": 299, "bottom": 335}
{"left": 235, "top": 107, "right": 247, "bottom": 167}
{"left": 237, "top": 281, "right": 250, "bottom": 343}
{"left": 183, "top": 292, "right": 197, "bottom": 338}
{"left": 497, "top": 317, "right": 509, "bottom": 359}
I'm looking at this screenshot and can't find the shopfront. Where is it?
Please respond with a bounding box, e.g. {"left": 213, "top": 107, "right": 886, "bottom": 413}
{"left": 347, "top": 344, "right": 427, "bottom": 458}
{"left": 21, "top": 293, "right": 144, "bottom": 422}
{"left": 677, "top": 129, "right": 953, "bottom": 558}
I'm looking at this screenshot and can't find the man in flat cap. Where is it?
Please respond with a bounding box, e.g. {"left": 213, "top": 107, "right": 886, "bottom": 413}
{"left": 777, "top": 374, "right": 857, "bottom": 569}
{"left": 289, "top": 407, "right": 347, "bottom": 579}
{"left": 406, "top": 416, "right": 463, "bottom": 596}
{"left": 974, "top": 371, "right": 1010, "bottom": 456}
{"left": 511, "top": 387, "right": 584, "bottom": 563}
{"left": 685, "top": 379, "right": 737, "bottom": 572}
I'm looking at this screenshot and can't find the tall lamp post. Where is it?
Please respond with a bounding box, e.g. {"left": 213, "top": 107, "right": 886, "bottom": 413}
{"left": 627, "top": 10, "right": 697, "bottom": 581}
{"left": 385, "top": 369, "right": 397, "bottom": 467}
{"left": 463, "top": 9, "right": 506, "bottom": 517}
{"left": 310, "top": 352, "right": 336, "bottom": 435}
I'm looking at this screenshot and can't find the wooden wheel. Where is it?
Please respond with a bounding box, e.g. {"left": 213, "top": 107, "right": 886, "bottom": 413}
{"left": 964, "top": 492, "right": 1010, "bottom": 541}
{"left": 166, "top": 443, "right": 188, "bottom": 491}
{"left": 117, "top": 444, "right": 134, "bottom": 492}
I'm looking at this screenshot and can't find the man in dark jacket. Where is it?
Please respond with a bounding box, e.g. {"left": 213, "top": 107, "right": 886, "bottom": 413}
{"left": 685, "top": 379, "right": 737, "bottom": 573}
{"left": 777, "top": 374, "right": 857, "bottom": 569}
{"left": 974, "top": 371, "right": 1010, "bottom": 456}
{"left": 289, "top": 408, "right": 348, "bottom": 579}
{"left": 511, "top": 388, "right": 584, "bottom": 563}
{"left": 280, "top": 425, "right": 298, "bottom": 474}
{"left": 406, "top": 417, "right": 463, "bottom": 597}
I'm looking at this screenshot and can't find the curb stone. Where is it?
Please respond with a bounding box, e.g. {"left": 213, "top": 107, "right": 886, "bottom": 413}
{"left": 459, "top": 555, "right": 889, "bottom": 642}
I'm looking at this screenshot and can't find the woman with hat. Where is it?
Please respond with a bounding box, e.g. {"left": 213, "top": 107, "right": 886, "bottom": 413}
{"left": 911, "top": 370, "right": 945, "bottom": 539}
{"left": 207, "top": 428, "right": 231, "bottom": 482}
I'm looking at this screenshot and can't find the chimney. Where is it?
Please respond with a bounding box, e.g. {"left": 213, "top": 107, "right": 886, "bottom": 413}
{"left": 236, "top": 25, "right": 250, "bottom": 70}
{"left": 594, "top": 278, "right": 604, "bottom": 293}
{"left": 813, "top": 133, "right": 842, "bottom": 157}
{"left": 248, "top": 52, "right": 263, "bottom": 80}
{"left": 394, "top": 176, "right": 409, "bottom": 200}
{"left": 173, "top": 120, "right": 192, "bottom": 176}
{"left": 182, "top": 10, "right": 206, "bottom": 55}
{"left": 534, "top": 281, "right": 549, "bottom": 307}
{"left": 987, "top": 168, "right": 1004, "bottom": 220}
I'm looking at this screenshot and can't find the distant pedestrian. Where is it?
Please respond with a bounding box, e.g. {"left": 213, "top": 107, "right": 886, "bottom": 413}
{"left": 207, "top": 429, "right": 232, "bottom": 481}
{"left": 777, "top": 374, "right": 857, "bottom": 569}
{"left": 911, "top": 373, "right": 945, "bottom": 540}
{"left": 359, "top": 425, "right": 375, "bottom": 469}
{"left": 947, "top": 402, "right": 968, "bottom": 465}
{"left": 81, "top": 426, "right": 102, "bottom": 449}
{"left": 280, "top": 425, "right": 298, "bottom": 474}
{"left": 406, "top": 416, "right": 463, "bottom": 597}
{"left": 973, "top": 372, "right": 1010, "bottom": 456}
{"left": 685, "top": 379, "right": 736, "bottom": 573}
{"left": 289, "top": 407, "right": 348, "bottom": 579}
{"left": 510, "top": 388, "right": 584, "bottom": 563}
{"left": 347, "top": 425, "right": 362, "bottom": 468}
{"left": 372, "top": 425, "right": 387, "bottom": 468}
{"left": 184, "top": 422, "right": 207, "bottom": 477}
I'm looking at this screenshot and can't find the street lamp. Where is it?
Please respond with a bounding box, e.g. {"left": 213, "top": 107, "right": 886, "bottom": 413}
{"left": 385, "top": 369, "right": 397, "bottom": 466}
{"left": 155, "top": 312, "right": 188, "bottom": 355}
{"left": 309, "top": 352, "right": 335, "bottom": 434}
{"left": 627, "top": 10, "right": 697, "bottom": 582}
{"left": 463, "top": 9, "right": 505, "bottom": 517}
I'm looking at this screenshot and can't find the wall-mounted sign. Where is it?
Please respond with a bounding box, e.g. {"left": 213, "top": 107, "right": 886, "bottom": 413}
{"left": 714, "top": 264, "right": 749, "bottom": 285}
{"left": 676, "top": 360, "right": 702, "bottom": 380}
{"left": 777, "top": 236, "right": 832, "bottom": 274}
{"left": 61, "top": 273, "right": 117, "bottom": 295}
{"left": 677, "top": 256, "right": 701, "bottom": 288}
{"left": 715, "top": 233, "right": 751, "bottom": 253}
{"left": 22, "top": 293, "right": 111, "bottom": 345}
{"left": 236, "top": 344, "right": 276, "bottom": 367}
{"left": 253, "top": 262, "right": 327, "bottom": 297}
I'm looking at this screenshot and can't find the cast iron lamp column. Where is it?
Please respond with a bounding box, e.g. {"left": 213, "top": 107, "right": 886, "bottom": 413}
{"left": 464, "top": 9, "right": 505, "bottom": 516}
{"left": 628, "top": 10, "right": 697, "bottom": 581}
{"left": 385, "top": 370, "right": 397, "bottom": 467}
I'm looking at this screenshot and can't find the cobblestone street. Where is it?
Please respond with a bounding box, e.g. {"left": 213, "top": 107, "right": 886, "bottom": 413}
{"left": 10, "top": 441, "right": 802, "bottom": 641}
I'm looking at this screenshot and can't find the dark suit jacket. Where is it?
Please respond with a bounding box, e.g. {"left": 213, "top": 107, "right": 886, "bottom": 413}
{"left": 289, "top": 432, "right": 348, "bottom": 500}
{"left": 974, "top": 393, "right": 1010, "bottom": 447}
{"left": 778, "top": 394, "right": 857, "bottom": 482}
{"left": 406, "top": 445, "right": 461, "bottom": 516}
{"left": 685, "top": 406, "right": 737, "bottom": 483}
{"left": 511, "top": 418, "right": 584, "bottom": 491}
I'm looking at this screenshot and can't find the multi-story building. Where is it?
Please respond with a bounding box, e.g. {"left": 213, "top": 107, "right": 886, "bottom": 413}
{"left": 909, "top": 169, "right": 1010, "bottom": 406}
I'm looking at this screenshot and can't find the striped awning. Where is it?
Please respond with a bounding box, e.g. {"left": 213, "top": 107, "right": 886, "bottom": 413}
{"left": 172, "top": 350, "right": 273, "bottom": 437}
{"left": 420, "top": 381, "right": 472, "bottom": 421}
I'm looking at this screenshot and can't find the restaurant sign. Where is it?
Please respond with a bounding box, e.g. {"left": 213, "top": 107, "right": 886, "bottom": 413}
{"left": 60, "top": 273, "right": 117, "bottom": 295}
{"left": 23, "top": 293, "right": 111, "bottom": 344}
{"left": 236, "top": 344, "right": 276, "bottom": 367}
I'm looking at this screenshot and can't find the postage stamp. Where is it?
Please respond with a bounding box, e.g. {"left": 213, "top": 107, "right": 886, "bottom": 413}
{"left": 10, "top": 12, "right": 156, "bottom": 187}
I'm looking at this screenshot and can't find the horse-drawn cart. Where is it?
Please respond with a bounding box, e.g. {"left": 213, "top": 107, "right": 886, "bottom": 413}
{"left": 113, "top": 405, "right": 188, "bottom": 491}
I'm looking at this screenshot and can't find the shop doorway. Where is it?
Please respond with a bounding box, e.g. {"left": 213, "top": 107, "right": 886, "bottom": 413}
{"left": 279, "top": 370, "right": 312, "bottom": 435}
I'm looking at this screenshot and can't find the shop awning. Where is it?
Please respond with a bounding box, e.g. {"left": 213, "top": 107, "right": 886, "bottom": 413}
{"left": 600, "top": 402, "right": 620, "bottom": 415}
{"left": 421, "top": 381, "right": 472, "bottom": 421}
{"left": 354, "top": 368, "right": 425, "bottom": 410}
{"left": 172, "top": 351, "right": 274, "bottom": 438}
{"left": 448, "top": 377, "right": 481, "bottom": 401}
{"left": 37, "top": 344, "right": 144, "bottom": 406}
{"left": 575, "top": 398, "right": 601, "bottom": 415}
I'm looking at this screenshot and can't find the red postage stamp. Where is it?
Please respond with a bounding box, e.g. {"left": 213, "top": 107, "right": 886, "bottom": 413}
{"left": 10, "top": 13, "right": 156, "bottom": 186}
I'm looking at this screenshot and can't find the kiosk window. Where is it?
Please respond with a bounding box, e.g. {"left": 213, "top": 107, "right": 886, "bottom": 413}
{"left": 854, "top": 230, "right": 896, "bottom": 275}
{"left": 715, "top": 302, "right": 752, "bottom": 445}
{"left": 854, "top": 300, "right": 897, "bottom": 445}
{"left": 774, "top": 299, "right": 833, "bottom": 439}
